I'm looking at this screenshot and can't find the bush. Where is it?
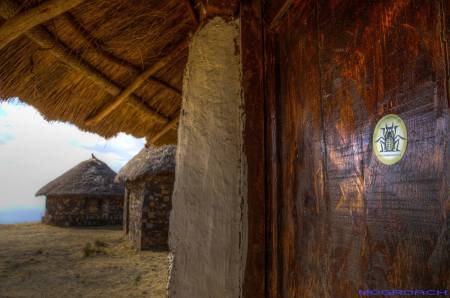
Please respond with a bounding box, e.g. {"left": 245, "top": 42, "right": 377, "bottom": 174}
{"left": 82, "top": 241, "right": 108, "bottom": 258}
{"left": 94, "top": 240, "right": 108, "bottom": 248}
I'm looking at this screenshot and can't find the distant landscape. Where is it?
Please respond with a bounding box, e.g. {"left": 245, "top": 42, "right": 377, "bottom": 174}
{"left": 0, "top": 100, "right": 144, "bottom": 226}
{"left": 0, "top": 208, "right": 44, "bottom": 224}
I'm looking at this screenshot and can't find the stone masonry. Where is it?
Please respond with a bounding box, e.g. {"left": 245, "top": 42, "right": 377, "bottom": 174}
{"left": 43, "top": 195, "right": 123, "bottom": 226}
{"left": 124, "top": 174, "right": 174, "bottom": 250}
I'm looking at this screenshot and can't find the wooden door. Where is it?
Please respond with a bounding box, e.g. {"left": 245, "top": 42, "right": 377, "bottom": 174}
{"left": 265, "top": 1, "right": 450, "bottom": 297}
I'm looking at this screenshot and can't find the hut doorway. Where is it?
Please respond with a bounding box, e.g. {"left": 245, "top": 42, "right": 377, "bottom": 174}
{"left": 264, "top": 0, "right": 449, "bottom": 297}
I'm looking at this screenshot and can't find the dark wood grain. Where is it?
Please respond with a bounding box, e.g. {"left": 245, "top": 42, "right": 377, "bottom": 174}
{"left": 201, "top": 0, "right": 240, "bottom": 19}
{"left": 241, "top": 0, "right": 266, "bottom": 297}
{"left": 264, "top": 28, "right": 281, "bottom": 298}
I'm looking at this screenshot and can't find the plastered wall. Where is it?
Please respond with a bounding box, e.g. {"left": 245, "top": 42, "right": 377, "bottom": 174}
{"left": 168, "top": 17, "right": 247, "bottom": 298}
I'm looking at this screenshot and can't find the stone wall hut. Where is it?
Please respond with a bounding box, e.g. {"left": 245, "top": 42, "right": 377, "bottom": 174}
{"left": 36, "top": 155, "right": 124, "bottom": 227}
{"left": 116, "top": 145, "right": 175, "bottom": 250}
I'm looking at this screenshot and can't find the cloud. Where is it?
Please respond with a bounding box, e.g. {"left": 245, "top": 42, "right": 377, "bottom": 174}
{"left": 0, "top": 132, "right": 13, "bottom": 145}
{"left": 0, "top": 111, "right": 14, "bottom": 144}
{"left": 0, "top": 101, "right": 145, "bottom": 211}
{"left": 0, "top": 106, "right": 6, "bottom": 117}
{"left": 68, "top": 133, "right": 144, "bottom": 170}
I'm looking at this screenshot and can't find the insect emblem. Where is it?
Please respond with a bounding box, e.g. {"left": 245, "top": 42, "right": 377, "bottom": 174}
{"left": 375, "top": 123, "right": 406, "bottom": 152}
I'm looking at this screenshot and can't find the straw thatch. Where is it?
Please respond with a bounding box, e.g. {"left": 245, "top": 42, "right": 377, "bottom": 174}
{"left": 0, "top": 0, "right": 199, "bottom": 145}
{"left": 36, "top": 154, "right": 124, "bottom": 197}
{"left": 116, "top": 145, "right": 176, "bottom": 183}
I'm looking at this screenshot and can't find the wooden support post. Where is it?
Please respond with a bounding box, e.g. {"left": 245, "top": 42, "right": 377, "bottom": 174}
{"left": 85, "top": 40, "right": 188, "bottom": 126}
{"left": 241, "top": 1, "right": 266, "bottom": 297}
{"left": 0, "top": 0, "right": 85, "bottom": 51}
{"left": 150, "top": 115, "right": 180, "bottom": 144}
{"left": 0, "top": 0, "right": 169, "bottom": 124}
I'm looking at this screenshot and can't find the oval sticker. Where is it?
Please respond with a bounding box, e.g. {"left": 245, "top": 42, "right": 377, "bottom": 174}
{"left": 373, "top": 114, "right": 408, "bottom": 165}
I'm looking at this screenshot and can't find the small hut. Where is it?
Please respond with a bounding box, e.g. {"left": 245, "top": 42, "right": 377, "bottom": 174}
{"left": 36, "top": 155, "right": 124, "bottom": 227}
{"left": 116, "top": 145, "right": 175, "bottom": 250}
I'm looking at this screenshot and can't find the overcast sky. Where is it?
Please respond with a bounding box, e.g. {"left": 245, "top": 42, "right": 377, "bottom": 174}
{"left": 0, "top": 100, "right": 145, "bottom": 213}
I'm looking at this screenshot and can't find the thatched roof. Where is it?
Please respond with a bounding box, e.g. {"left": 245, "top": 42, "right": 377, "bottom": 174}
{"left": 0, "top": 0, "right": 199, "bottom": 145}
{"left": 116, "top": 145, "right": 176, "bottom": 183}
{"left": 36, "top": 154, "right": 124, "bottom": 197}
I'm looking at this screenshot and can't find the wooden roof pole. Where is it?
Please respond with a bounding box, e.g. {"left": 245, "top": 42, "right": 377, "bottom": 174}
{"left": 150, "top": 115, "right": 180, "bottom": 144}
{"left": 28, "top": 27, "right": 168, "bottom": 123}
{"left": 0, "top": 0, "right": 85, "bottom": 51}
{"left": 150, "top": 76, "right": 181, "bottom": 96}
{"left": 85, "top": 40, "right": 189, "bottom": 126}
{"left": 0, "top": 0, "right": 169, "bottom": 124}
{"left": 200, "top": 0, "right": 240, "bottom": 18}
{"left": 61, "top": 13, "right": 182, "bottom": 98}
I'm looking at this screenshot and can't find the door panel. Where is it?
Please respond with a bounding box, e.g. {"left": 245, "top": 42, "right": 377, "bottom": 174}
{"left": 277, "top": 2, "right": 329, "bottom": 297}
{"left": 267, "top": 1, "right": 450, "bottom": 297}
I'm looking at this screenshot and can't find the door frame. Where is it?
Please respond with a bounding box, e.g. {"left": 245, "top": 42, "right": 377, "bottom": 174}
{"left": 240, "top": 1, "right": 295, "bottom": 297}
{"left": 240, "top": 1, "right": 266, "bottom": 297}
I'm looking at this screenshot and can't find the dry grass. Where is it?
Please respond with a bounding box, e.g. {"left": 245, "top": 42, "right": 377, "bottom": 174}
{"left": 0, "top": 223, "right": 168, "bottom": 298}
{"left": 0, "top": 0, "right": 194, "bottom": 144}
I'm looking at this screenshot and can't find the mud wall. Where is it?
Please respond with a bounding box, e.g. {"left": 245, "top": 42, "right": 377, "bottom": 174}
{"left": 123, "top": 186, "right": 143, "bottom": 247}
{"left": 169, "top": 17, "right": 247, "bottom": 297}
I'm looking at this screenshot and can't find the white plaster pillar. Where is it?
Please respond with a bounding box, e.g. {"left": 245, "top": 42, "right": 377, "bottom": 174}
{"left": 168, "top": 17, "right": 247, "bottom": 298}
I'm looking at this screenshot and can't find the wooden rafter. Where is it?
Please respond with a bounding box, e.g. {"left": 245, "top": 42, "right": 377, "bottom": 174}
{"left": 150, "top": 76, "right": 181, "bottom": 95}
{"left": 85, "top": 39, "right": 189, "bottom": 126}
{"left": 150, "top": 114, "right": 180, "bottom": 144}
{"left": 200, "top": 0, "right": 240, "bottom": 18}
{"left": 0, "top": 0, "right": 169, "bottom": 124}
{"left": 0, "top": 0, "right": 85, "bottom": 51}
{"left": 182, "top": 0, "right": 199, "bottom": 25}
{"left": 62, "top": 13, "right": 182, "bottom": 98}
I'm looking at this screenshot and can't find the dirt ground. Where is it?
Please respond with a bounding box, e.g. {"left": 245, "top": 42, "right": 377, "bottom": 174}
{"left": 0, "top": 223, "right": 168, "bottom": 298}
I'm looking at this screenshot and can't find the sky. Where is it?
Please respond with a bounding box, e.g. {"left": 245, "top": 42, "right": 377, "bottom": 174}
{"left": 0, "top": 99, "right": 145, "bottom": 223}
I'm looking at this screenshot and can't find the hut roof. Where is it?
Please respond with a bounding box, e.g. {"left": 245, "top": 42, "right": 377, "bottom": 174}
{"left": 0, "top": 0, "right": 199, "bottom": 145}
{"left": 36, "top": 155, "right": 124, "bottom": 197}
{"left": 116, "top": 145, "right": 176, "bottom": 183}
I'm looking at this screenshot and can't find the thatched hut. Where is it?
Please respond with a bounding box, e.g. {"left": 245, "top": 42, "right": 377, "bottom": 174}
{"left": 36, "top": 155, "right": 124, "bottom": 226}
{"left": 116, "top": 145, "right": 175, "bottom": 250}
